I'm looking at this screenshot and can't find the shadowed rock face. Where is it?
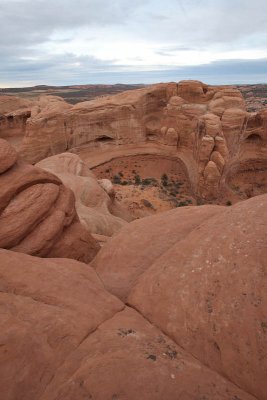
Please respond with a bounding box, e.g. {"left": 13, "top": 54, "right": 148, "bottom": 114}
{"left": 93, "top": 194, "right": 267, "bottom": 400}
{"left": 0, "top": 249, "right": 257, "bottom": 400}
{"left": 0, "top": 96, "right": 33, "bottom": 147}
{"left": 1, "top": 80, "right": 263, "bottom": 204}
{"left": 0, "top": 139, "right": 100, "bottom": 262}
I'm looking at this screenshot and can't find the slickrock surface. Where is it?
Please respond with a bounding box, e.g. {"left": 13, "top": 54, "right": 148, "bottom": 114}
{"left": 36, "top": 153, "right": 133, "bottom": 236}
{"left": 0, "top": 140, "right": 99, "bottom": 262}
{"left": 93, "top": 194, "right": 267, "bottom": 400}
{"left": 0, "top": 249, "right": 257, "bottom": 400}
{"left": 40, "top": 307, "right": 256, "bottom": 400}
{"left": 92, "top": 205, "right": 225, "bottom": 301}
{"left": 0, "top": 249, "right": 123, "bottom": 400}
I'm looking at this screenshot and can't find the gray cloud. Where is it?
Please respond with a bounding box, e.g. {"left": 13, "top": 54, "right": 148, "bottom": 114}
{"left": 0, "top": 0, "right": 266, "bottom": 86}
{"left": 0, "top": 0, "right": 141, "bottom": 47}
{"left": 156, "top": 46, "right": 197, "bottom": 56}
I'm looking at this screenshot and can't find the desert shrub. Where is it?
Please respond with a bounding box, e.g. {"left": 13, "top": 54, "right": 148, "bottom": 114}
{"left": 161, "top": 174, "right": 169, "bottom": 187}
{"left": 134, "top": 174, "right": 141, "bottom": 185}
{"left": 118, "top": 171, "right": 124, "bottom": 177}
{"left": 177, "top": 201, "right": 188, "bottom": 207}
{"left": 142, "top": 177, "right": 157, "bottom": 186}
{"left": 161, "top": 173, "right": 168, "bottom": 181}
{"left": 112, "top": 175, "right": 121, "bottom": 184}
{"left": 226, "top": 200, "right": 232, "bottom": 206}
{"left": 196, "top": 198, "right": 204, "bottom": 206}
{"left": 173, "top": 181, "right": 181, "bottom": 189}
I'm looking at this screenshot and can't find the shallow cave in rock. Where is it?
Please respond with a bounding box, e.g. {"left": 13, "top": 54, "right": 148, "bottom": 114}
{"left": 96, "top": 135, "right": 114, "bottom": 143}
{"left": 246, "top": 133, "right": 262, "bottom": 143}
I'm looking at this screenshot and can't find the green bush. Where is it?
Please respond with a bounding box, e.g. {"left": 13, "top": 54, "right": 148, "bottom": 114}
{"left": 142, "top": 177, "right": 157, "bottom": 186}
{"left": 177, "top": 201, "right": 188, "bottom": 207}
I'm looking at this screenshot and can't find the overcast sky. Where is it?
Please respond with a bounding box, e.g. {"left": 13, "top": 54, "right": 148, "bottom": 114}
{"left": 0, "top": 0, "right": 267, "bottom": 87}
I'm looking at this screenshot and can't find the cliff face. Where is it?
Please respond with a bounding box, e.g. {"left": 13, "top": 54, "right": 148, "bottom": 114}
{"left": 2, "top": 81, "right": 267, "bottom": 203}
{"left": 0, "top": 96, "right": 33, "bottom": 147}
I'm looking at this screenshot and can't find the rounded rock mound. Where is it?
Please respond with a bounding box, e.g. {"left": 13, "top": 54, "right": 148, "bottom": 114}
{"left": 94, "top": 195, "right": 267, "bottom": 400}
{"left": 0, "top": 138, "right": 18, "bottom": 173}
{"left": 0, "top": 139, "right": 100, "bottom": 262}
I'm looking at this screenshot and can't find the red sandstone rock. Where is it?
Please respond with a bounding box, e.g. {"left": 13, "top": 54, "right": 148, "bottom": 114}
{"left": 0, "top": 249, "right": 123, "bottom": 400}
{"left": 2, "top": 81, "right": 266, "bottom": 204}
{"left": 92, "top": 205, "right": 224, "bottom": 301}
{"left": 0, "top": 140, "right": 99, "bottom": 262}
{"left": 36, "top": 153, "right": 133, "bottom": 236}
{"left": 40, "top": 307, "right": 256, "bottom": 400}
{"left": 0, "top": 249, "right": 256, "bottom": 400}
{"left": 124, "top": 195, "right": 267, "bottom": 400}
{"left": 0, "top": 96, "right": 33, "bottom": 148}
{"left": 0, "top": 138, "right": 17, "bottom": 173}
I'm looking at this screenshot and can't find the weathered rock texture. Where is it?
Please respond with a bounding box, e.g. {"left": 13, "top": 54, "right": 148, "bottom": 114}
{"left": 0, "top": 249, "right": 257, "bottom": 400}
{"left": 5, "top": 80, "right": 264, "bottom": 203}
{"left": 36, "top": 153, "right": 133, "bottom": 236}
{"left": 93, "top": 194, "right": 267, "bottom": 400}
{"left": 91, "top": 204, "right": 225, "bottom": 301}
{"left": 0, "top": 95, "right": 70, "bottom": 149}
{"left": 0, "top": 139, "right": 99, "bottom": 262}
{"left": 0, "top": 96, "right": 33, "bottom": 147}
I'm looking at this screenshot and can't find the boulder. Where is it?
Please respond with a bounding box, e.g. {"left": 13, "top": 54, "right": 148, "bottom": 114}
{"left": 0, "top": 140, "right": 99, "bottom": 262}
